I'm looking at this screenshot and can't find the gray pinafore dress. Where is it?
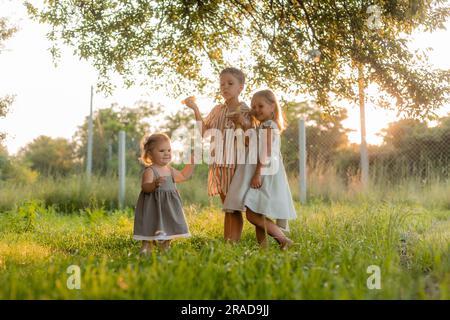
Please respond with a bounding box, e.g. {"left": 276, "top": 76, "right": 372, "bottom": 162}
{"left": 133, "top": 166, "right": 191, "bottom": 241}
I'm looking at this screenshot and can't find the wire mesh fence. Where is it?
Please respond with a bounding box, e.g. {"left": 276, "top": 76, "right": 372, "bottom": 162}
{"left": 282, "top": 111, "right": 450, "bottom": 199}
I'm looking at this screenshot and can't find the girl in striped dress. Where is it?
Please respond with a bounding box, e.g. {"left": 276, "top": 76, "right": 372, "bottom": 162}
{"left": 183, "top": 67, "right": 255, "bottom": 243}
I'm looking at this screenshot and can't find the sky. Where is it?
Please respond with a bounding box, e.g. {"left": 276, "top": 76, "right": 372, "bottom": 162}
{"left": 0, "top": 1, "right": 449, "bottom": 155}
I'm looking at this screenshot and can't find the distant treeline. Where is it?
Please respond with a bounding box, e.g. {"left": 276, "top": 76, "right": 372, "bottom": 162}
{"left": 1, "top": 101, "right": 449, "bottom": 184}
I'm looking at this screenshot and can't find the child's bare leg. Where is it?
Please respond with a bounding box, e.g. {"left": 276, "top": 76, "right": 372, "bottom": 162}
{"left": 221, "top": 193, "right": 232, "bottom": 241}
{"left": 246, "top": 209, "right": 291, "bottom": 248}
{"left": 224, "top": 212, "right": 232, "bottom": 241}
{"left": 159, "top": 240, "right": 171, "bottom": 251}
{"left": 255, "top": 225, "right": 268, "bottom": 248}
{"left": 221, "top": 193, "right": 243, "bottom": 243}
{"left": 232, "top": 211, "right": 243, "bottom": 241}
{"left": 224, "top": 211, "right": 243, "bottom": 243}
{"left": 140, "top": 240, "right": 154, "bottom": 254}
{"left": 162, "top": 240, "right": 170, "bottom": 250}
{"left": 221, "top": 193, "right": 236, "bottom": 242}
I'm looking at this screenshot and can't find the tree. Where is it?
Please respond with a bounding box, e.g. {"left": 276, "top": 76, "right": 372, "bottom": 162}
{"left": 25, "top": 1, "right": 450, "bottom": 117}
{"left": 26, "top": 0, "right": 450, "bottom": 188}
{"left": 373, "top": 114, "right": 450, "bottom": 179}
{"left": 164, "top": 107, "right": 196, "bottom": 137}
{"left": 18, "top": 136, "right": 76, "bottom": 176}
{"left": 380, "top": 118, "right": 427, "bottom": 150}
{"left": 281, "top": 100, "right": 351, "bottom": 172}
{"left": 0, "top": 17, "right": 17, "bottom": 142}
{"left": 0, "top": 144, "right": 38, "bottom": 184}
{"left": 0, "top": 144, "right": 10, "bottom": 179}
{"left": 73, "top": 101, "right": 160, "bottom": 175}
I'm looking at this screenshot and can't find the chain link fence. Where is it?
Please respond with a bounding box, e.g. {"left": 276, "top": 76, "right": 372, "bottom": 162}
{"left": 282, "top": 110, "right": 450, "bottom": 200}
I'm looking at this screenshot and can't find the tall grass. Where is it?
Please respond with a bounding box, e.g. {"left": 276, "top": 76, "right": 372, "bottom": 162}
{"left": 1, "top": 161, "right": 448, "bottom": 213}
{"left": 0, "top": 162, "right": 448, "bottom": 299}
{"left": 288, "top": 162, "right": 450, "bottom": 210}
{"left": 0, "top": 172, "right": 219, "bottom": 213}
{"left": 0, "top": 175, "right": 139, "bottom": 212}
{"left": 0, "top": 201, "right": 448, "bottom": 299}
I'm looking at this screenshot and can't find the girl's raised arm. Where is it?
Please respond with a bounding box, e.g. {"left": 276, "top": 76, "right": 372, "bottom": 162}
{"left": 171, "top": 164, "right": 195, "bottom": 183}
{"left": 193, "top": 109, "right": 207, "bottom": 137}
{"left": 183, "top": 96, "right": 207, "bottom": 137}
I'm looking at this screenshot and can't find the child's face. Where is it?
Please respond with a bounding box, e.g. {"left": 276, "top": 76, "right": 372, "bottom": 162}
{"left": 149, "top": 140, "right": 172, "bottom": 166}
{"left": 220, "top": 73, "right": 243, "bottom": 101}
{"left": 251, "top": 95, "right": 274, "bottom": 122}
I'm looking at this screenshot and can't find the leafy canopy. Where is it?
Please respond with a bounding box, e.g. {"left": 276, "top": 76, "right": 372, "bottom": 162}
{"left": 26, "top": 0, "right": 450, "bottom": 118}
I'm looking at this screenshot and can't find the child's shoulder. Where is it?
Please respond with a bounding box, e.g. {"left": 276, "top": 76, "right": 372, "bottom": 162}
{"left": 141, "top": 165, "right": 154, "bottom": 175}
{"left": 208, "top": 103, "right": 225, "bottom": 115}
{"left": 239, "top": 101, "right": 250, "bottom": 112}
{"left": 214, "top": 102, "right": 226, "bottom": 109}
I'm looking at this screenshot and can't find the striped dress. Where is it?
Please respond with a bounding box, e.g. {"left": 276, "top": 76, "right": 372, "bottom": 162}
{"left": 204, "top": 102, "right": 253, "bottom": 197}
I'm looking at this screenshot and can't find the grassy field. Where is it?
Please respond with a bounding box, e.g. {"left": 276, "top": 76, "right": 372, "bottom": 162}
{"left": 1, "top": 164, "right": 449, "bottom": 212}
{"left": 0, "top": 195, "right": 448, "bottom": 299}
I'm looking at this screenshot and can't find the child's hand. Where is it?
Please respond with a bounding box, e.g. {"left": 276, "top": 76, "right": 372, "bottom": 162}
{"left": 182, "top": 96, "right": 198, "bottom": 110}
{"left": 226, "top": 111, "right": 244, "bottom": 127}
{"left": 250, "top": 173, "right": 262, "bottom": 189}
{"left": 155, "top": 176, "right": 166, "bottom": 187}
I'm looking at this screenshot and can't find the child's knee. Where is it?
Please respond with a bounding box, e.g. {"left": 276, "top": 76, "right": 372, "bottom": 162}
{"left": 233, "top": 210, "right": 243, "bottom": 219}
{"left": 245, "top": 211, "right": 255, "bottom": 223}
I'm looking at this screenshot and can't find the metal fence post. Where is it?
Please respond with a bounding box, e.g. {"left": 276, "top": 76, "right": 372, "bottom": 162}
{"left": 118, "top": 131, "right": 126, "bottom": 209}
{"left": 299, "top": 117, "right": 307, "bottom": 204}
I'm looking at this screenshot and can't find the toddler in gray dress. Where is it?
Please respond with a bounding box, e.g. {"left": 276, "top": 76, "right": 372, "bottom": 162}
{"left": 134, "top": 133, "right": 194, "bottom": 254}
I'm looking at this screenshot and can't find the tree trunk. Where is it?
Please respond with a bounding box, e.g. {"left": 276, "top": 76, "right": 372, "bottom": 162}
{"left": 357, "top": 63, "right": 369, "bottom": 189}
{"left": 86, "top": 85, "right": 94, "bottom": 180}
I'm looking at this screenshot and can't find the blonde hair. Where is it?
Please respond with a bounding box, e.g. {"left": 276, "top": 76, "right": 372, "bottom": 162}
{"left": 139, "top": 133, "right": 171, "bottom": 166}
{"left": 252, "top": 90, "right": 287, "bottom": 132}
{"left": 220, "top": 67, "right": 245, "bottom": 85}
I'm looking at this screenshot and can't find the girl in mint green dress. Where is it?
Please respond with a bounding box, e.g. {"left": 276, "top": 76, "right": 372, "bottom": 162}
{"left": 224, "top": 90, "right": 296, "bottom": 249}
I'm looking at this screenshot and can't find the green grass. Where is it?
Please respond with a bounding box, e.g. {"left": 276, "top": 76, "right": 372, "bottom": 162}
{"left": 0, "top": 199, "right": 448, "bottom": 299}
{"left": 0, "top": 164, "right": 216, "bottom": 212}
{"left": 295, "top": 163, "right": 450, "bottom": 210}
{"left": 2, "top": 166, "right": 449, "bottom": 213}
{"left": 0, "top": 167, "right": 449, "bottom": 299}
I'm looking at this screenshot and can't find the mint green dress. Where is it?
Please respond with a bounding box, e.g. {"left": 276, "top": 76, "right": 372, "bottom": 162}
{"left": 223, "top": 120, "right": 297, "bottom": 231}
